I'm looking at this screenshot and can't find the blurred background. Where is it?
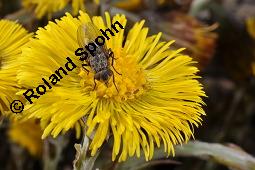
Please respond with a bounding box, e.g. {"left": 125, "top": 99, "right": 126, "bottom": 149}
{"left": 0, "top": 0, "right": 255, "bottom": 170}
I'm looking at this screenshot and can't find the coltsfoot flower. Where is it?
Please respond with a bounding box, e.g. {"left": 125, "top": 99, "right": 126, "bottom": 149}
{"left": 8, "top": 119, "right": 43, "bottom": 156}
{"left": 22, "top": 0, "right": 86, "bottom": 19}
{"left": 0, "top": 20, "right": 32, "bottom": 117}
{"left": 161, "top": 11, "right": 218, "bottom": 69}
{"left": 18, "top": 11, "right": 206, "bottom": 161}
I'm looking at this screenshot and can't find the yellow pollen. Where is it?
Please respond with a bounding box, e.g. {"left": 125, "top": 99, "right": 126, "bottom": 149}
{"left": 79, "top": 48, "right": 147, "bottom": 101}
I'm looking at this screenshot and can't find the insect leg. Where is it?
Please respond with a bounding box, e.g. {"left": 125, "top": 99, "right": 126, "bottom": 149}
{"left": 112, "top": 73, "right": 119, "bottom": 93}
{"left": 93, "top": 77, "right": 97, "bottom": 91}
{"left": 109, "top": 50, "right": 122, "bottom": 75}
{"left": 82, "top": 63, "right": 90, "bottom": 75}
{"left": 104, "top": 80, "right": 110, "bottom": 88}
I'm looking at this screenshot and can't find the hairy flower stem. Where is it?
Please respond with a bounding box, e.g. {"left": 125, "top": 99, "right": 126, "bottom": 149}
{"left": 73, "top": 132, "right": 100, "bottom": 170}
{"left": 43, "top": 136, "right": 68, "bottom": 170}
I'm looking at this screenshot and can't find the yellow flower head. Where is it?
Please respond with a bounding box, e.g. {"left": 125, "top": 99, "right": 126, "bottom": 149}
{"left": 0, "top": 20, "right": 32, "bottom": 116}
{"left": 18, "top": 11, "right": 206, "bottom": 161}
{"left": 8, "top": 119, "right": 43, "bottom": 156}
{"left": 22, "top": 0, "right": 86, "bottom": 19}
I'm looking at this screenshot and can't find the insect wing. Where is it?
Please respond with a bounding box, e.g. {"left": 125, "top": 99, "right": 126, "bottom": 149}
{"left": 77, "top": 24, "right": 88, "bottom": 50}
{"left": 77, "top": 22, "right": 107, "bottom": 50}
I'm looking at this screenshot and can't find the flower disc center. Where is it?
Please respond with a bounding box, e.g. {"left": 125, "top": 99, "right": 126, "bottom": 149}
{"left": 79, "top": 49, "right": 147, "bottom": 101}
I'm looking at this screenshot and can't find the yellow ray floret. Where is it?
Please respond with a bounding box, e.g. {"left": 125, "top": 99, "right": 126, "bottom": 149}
{"left": 247, "top": 17, "right": 255, "bottom": 39}
{"left": 246, "top": 18, "right": 255, "bottom": 75}
{"left": 22, "top": 0, "right": 86, "bottom": 19}
{"left": 18, "top": 11, "right": 206, "bottom": 161}
{"left": 0, "top": 20, "right": 32, "bottom": 117}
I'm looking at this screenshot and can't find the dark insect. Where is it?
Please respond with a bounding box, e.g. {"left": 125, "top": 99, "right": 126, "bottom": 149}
{"left": 77, "top": 22, "right": 121, "bottom": 91}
